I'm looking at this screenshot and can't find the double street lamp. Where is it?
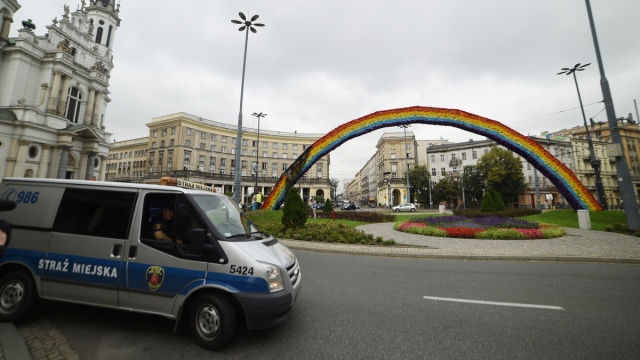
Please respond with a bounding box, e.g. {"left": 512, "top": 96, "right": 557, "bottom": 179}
{"left": 231, "top": 12, "right": 265, "bottom": 205}
{"left": 398, "top": 125, "right": 411, "bottom": 203}
{"left": 557, "top": 63, "right": 607, "bottom": 209}
{"left": 252, "top": 112, "right": 266, "bottom": 192}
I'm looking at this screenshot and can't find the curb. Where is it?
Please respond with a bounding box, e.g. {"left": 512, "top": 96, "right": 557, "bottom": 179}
{"left": 280, "top": 240, "right": 640, "bottom": 265}
{"left": 0, "top": 322, "right": 32, "bottom": 360}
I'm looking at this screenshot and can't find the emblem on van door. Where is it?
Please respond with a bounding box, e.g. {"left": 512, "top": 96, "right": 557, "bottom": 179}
{"left": 146, "top": 266, "right": 165, "bottom": 291}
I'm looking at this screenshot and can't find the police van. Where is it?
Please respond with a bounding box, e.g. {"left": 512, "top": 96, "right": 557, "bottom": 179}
{"left": 0, "top": 177, "right": 301, "bottom": 350}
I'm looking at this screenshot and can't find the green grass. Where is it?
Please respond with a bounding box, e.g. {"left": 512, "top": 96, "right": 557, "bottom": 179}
{"left": 246, "top": 209, "right": 629, "bottom": 239}
{"left": 523, "top": 209, "right": 627, "bottom": 231}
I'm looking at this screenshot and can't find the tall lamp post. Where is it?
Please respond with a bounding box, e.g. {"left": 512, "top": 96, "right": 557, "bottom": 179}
{"left": 557, "top": 63, "right": 607, "bottom": 209}
{"left": 584, "top": 0, "right": 639, "bottom": 229}
{"left": 399, "top": 125, "right": 411, "bottom": 203}
{"left": 252, "top": 112, "right": 266, "bottom": 193}
{"left": 231, "top": 12, "right": 264, "bottom": 205}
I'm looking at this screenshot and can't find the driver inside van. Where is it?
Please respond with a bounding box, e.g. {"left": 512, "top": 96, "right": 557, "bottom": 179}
{"left": 153, "top": 204, "right": 183, "bottom": 245}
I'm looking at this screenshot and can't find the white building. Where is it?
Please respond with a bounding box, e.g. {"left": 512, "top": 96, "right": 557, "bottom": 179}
{"left": 0, "top": 0, "right": 120, "bottom": 180}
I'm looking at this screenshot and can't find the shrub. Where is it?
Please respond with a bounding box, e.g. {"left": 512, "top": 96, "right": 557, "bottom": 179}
{"left": 323, "top": 198, "right": 334, "bottom": 213}
{"left": 540, "top": 227, "right": 566, "bottom": 238}
{"left": 480, "top": 187, "right": 506, "bottom": 212}
{"left": 475, "top": 228, "right": 526, "bottom": 240}
{"left": 281, "top": 188, "right": 307, "bottom": 230}
{"left": 604, "top": 223, "right": 629, "bottom": 234}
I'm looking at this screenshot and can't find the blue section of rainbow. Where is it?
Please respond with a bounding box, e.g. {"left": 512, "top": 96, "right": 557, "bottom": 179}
{"left": 262, "top": 106, "right": 602, "bottom": 211}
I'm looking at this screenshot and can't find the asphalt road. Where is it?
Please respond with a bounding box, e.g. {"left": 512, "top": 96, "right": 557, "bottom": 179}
{"left": 17, "top": 250, "right": 640, "bottom": 359}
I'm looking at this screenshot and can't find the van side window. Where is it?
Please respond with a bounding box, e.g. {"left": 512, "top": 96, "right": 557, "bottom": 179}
{"left": 140, "top": 193, "right": 208, "bottom": 260}
{"left": 52, "top": 188, "right": 137, "bottom": 239}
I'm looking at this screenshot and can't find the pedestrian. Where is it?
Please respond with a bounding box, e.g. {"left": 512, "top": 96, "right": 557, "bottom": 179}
{"left": 251, "top": 193, "right": 257, "bottom": 211}
{"left": 311, "top": 198, "right": 317, "bottom": 219}
{"left": 255, "top": 192, "right": 263, "bottom": 210}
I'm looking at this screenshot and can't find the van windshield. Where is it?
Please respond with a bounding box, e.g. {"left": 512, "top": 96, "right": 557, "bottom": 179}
{"left": 190, "top": 194, "right": 251, "bottom": 240}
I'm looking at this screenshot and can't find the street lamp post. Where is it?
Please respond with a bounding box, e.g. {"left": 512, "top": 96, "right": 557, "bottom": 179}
{"left": 428, "top": 178, "right": 433, "bottom": 209}
{"left": 231, "top": 12, "right": 265, "bottom": 205}
{"left": 399, "top": 125, "right": 411, "bottom": 203}
{"left": 252, "top": 112, "right": 266, "bottom": 193}
{"left": 584, "top": 0, "right": 639, "bottom": 229}
{"left": 557, "top": 63, "right": 607, "bottom": 209}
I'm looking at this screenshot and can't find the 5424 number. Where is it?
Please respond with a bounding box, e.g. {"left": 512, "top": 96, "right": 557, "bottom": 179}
{"left": 229, "top": 265, "right": 254, "bottom": 276}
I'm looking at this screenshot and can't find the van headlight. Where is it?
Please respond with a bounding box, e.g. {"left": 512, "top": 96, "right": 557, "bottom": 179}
{"left": 260, "top": 262, "right": 285, "bottom": 293}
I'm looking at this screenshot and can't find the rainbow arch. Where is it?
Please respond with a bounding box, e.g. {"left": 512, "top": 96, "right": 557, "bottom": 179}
{"left": 261, "top": 106, "right": 602, "bottom": 211}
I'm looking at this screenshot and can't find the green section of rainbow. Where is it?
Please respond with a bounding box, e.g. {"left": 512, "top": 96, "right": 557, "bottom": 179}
{"left": 262, "top": 106, "right": 602, "bottom": 211}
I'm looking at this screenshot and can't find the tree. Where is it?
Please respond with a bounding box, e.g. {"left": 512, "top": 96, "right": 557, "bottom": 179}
{"left": 281, "top": 187, "right": 307, "bottom": 230}
{"left": 329, "top": 178, "right": 340, "bottom": 200}
{"left": 432, "top": 174, "right": 460, "bottom": 208}
{"left": 462, "top": 165, "right": 484, "bottom": 207}
{"left": 409, "top": 165, "right": 432, "bottom": 207}
{"left": 475, "top": 147, "right": 526, "bottom": 204}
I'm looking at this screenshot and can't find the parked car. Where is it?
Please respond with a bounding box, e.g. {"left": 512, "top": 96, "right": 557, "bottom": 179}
{"left": 392, "top": 203, "right": 416, "bottom": 212}
{"left": 341, "top": 203, "right": 357, "bottom": 211}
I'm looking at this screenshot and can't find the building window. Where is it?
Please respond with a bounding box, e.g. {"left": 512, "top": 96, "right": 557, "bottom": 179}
{"left": 440, "top": 154, "right": 445, "bottom": 161}
{"left": 183, "top": 151, "right": 191, "bottom": 170}
{"left": 211, "top": 134, "right": 217, "bottom": 141}
{"left": 171, "top": 127, "right": 176, "bottom": 135}
{"left": 106, "top": 25, "right": 113, "bottom": 47}
{"left": 153, "top": 130, "right": 158, "bottom": 138}
{"left": 273, "top": 143, "right": 278, "bottom": 149}
{"left": 160, "top": 140, "right": 165, "bottom": 147}
{"left": 64, "top": 87, "right": 83, "bottom": 123}
{"left": 282, "top": 153, "right": 288, "bottom": 159}
{"left": 211, "top": 145, "right": 216, "bottom": 151}
{"left": 472, "top": 150, "right": 477, "bottom": 159}
{"left": 462, "top": 152, "right": 467, "bottom": 160}
{"left": 241, "top": 149, "right": 248, "bottom": 156}
{"left": 262, "top": 151, "right": 268, "bottom": 158}
{"left": 201, "top": 132, "right": 207, "bottom": 139}
{"left": 391, "top": 153, "right": 397, "bottom": 160}
{"left": 186, "top": 128, "right": 192, "bottom": 136}
{"left": 441, "top": 168, "right": 446, "bottom": 175}
{"left": 184, "top": 140, "right": 191, "bottom": 147}
{"left": 283, "top": 144, "right": 288, "bottom": 150}
{"left": 273, "top": 152, "right": 278, "bottom": 158}
{"left": 200, "top": 143, "right": 206, "bottom": 150}
{"left": 431, "top": 168, "right": 436, "bottom": 176}
{"left": 430, "top": 155, "right": 435, "bottom": 163}
{"left": 95, "top": 26, "right": 104, "bottom": 43}
{"left": 170, "top": 139, "right": 175, "bottom": 146}
{"left": 263, "top": 142, "right": 269, "bottom": 148}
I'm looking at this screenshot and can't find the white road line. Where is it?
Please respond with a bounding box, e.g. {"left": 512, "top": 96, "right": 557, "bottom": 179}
{"left": 423, "top": 296, "right": 565, "bottom": 310}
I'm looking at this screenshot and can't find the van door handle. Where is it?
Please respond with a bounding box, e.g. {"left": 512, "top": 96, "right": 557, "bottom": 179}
{"left": 128, "top": 246, "right": 137, "bottom": 259}
{"left": 112, "top": 244, "right": 122, "bottom": 258}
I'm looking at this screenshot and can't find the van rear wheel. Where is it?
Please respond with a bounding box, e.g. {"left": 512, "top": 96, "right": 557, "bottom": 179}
{"left": 0, "top": 271, "right": 36, "bottom": 322}
{"left": 188, "top": 294, "right": 236, "bottom": 350}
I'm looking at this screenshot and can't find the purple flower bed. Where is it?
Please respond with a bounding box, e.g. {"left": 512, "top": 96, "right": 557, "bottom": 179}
{"left": 414, "top": 215, "right": 539, "bottom": 230}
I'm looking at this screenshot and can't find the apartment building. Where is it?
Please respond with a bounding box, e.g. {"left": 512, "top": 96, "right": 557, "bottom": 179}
{"left": 107, "top": 113, "right": 331, "bottom": 205}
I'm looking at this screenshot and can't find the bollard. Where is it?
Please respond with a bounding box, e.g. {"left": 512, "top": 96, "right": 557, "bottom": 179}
{"left": 577, "top": 210, "right": 591, "bottom": 230}
{"left": 331, "top": 209, "right": 336, "bottom": 221}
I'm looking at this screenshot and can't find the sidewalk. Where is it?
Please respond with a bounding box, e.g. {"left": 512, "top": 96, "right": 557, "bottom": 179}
{"left": 2, "top": 224, "right": 639, "bottom": 360}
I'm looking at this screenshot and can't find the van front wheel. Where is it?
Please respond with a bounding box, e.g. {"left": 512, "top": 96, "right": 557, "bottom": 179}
{"left": 188, "top": 294, "right": 236, "bottom": 350}
{"left": 0, "top": 271, "right": 36, "bottom": 322}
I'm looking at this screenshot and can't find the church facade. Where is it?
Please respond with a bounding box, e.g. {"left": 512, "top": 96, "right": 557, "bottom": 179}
{"left": 0, "top": 0, "right": 120, "bottom": 180}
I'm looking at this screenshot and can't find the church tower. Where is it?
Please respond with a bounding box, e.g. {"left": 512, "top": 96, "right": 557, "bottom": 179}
{"left": 0, "top": 0, "right": 122, "bottom": 180}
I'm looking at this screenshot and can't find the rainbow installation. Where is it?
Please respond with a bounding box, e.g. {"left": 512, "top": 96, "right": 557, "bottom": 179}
{"left": 261, "top": 106, "right": 602, "bottom": 211}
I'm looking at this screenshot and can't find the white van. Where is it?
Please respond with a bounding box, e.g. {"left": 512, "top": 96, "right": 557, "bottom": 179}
{"left": 0, "top": 178, "right": 301, "bottom": 350}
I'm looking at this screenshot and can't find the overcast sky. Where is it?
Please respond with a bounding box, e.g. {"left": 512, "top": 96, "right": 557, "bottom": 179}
{"left": 13, "top": 0, "right": 640, "bottom": 189}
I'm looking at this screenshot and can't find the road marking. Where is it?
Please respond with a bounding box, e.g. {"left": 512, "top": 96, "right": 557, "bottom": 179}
{"left": 423, "top": 296, "right": 564, "bottom": 310}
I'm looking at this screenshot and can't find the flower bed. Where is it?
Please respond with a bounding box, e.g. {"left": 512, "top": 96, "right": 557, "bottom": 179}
{"left": 394, "top": 215, "right": 565, "bottom": 240}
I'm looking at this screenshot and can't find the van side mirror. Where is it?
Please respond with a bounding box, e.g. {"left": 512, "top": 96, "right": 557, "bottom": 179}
{"left": 190, "top": 228, "right": 205, "bottom": 254}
